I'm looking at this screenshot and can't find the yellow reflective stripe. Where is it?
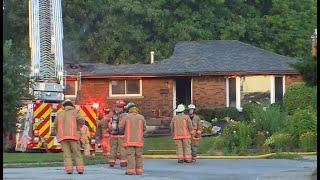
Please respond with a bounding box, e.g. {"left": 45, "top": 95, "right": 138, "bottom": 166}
{"left": 41, "top": 108, "right": 52, "bottom": 122}
{"left": 85, "top": 106, "right": 97, "bottom": 131}
{"left": 47, "top": 139, "right": 54, "bottom": 149}
{"left": 57, "top": 107, "right": 63, "bottom": 113}
{"left": 39, "top": 121, "right": 50, "bottom": 137}
{"left": 34, "top": 103, "right": 47, "bottom": 117}
{"left": 87, "top": 106, "right": 97, "bottom": 119}
{"left": 79, "top": 107, "right": 96, "bottom": 132}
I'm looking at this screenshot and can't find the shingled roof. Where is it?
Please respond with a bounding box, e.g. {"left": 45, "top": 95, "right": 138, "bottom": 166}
{"left": 65, "top": 40, "right": 299, "bottom": 77}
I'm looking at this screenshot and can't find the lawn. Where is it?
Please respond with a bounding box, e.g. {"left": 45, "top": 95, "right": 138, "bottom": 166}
{"left": 4, "top": 136, "right": 217, "bottom": 164}
{"left": 4, "top": 136, "right": 306, "bottom": 165}
{"left": 3, "top": 152, "right": 108, "bottom": 165}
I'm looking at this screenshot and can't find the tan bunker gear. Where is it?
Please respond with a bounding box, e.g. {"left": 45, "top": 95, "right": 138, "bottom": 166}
{"left": 120, "top": 103, "right": 147, "bottom": 175}
{"left": 170, "top": 108, "right": 193, "bottom": 163}
{"left": 54, "top": 102, "right": 85, "bottom": 174}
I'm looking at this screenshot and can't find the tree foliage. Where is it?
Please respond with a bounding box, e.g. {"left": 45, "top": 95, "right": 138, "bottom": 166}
{"left": 3, "top": 40, "right": 29, "bottom": 134}
{"left": 3, "top": 0, "right": 316, "bottom": 65}
{"left": 292, "top": 56, "right": 317, "bottom": 86}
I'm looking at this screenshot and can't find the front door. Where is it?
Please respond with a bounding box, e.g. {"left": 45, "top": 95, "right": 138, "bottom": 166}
{"left": 175, "top": 77, "right": 191, "bottom": 107}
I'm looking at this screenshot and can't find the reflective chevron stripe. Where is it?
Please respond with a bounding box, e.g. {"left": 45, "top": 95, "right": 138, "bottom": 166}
{"left": 79, "top": 105, "right": 97, "bottom": 136}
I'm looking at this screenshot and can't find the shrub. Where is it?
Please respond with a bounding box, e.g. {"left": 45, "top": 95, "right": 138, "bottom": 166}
{"left": 264, "top": 132, "right": 293, "bottom": 152}
{"left": 285, "top": 107, "right": 317, "bottom": 142}
{"left": 273, "top": 132, "right": 293, "bottom": 152}
{"left": 213, "top": 136, "right": 225, "bottom": 150}
{"left": 197, "top": 106, "right": 242, "bottom": 121}
{"left": 197, "top": 106, "right": 215, "bottom": 121}
{"left": 254, "top": 130, "right": 266, "bottom": 148}
{"left": 222, "top": 121, "right": 252, "bottom": 152}
{"left": 299, "top": 131, "right": 317, "bottom": 152}
{"left": 251, "top": 104, "right": 286, "bottom": 135}
{"left": 243, "top": 102, "right": 261, "bottom": 122}
{"left": 283, "top": 82, "right": 317, "bottom": 115}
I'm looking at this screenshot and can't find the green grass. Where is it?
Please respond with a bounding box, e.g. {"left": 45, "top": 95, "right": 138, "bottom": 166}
{"left": 3, "top": 152, "right": 107, "bottom": 165}
{"left": 143, "top": 136, "right": 218, "bottom": 155}
{"left": 266, "top": 152, "right": 302, "bottom": 159}
{"left": 4, "top": 136, "right": 307, "bottom": 165}
{"left": 3, "top": 153, "right": 63, "bottom": 164}
{"left": 144, "top": 136, "right": 176, "bottom": 154}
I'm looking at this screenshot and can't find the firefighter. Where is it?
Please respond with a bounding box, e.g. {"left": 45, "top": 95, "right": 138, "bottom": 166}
{"left": 108, "top": 100, "right": 127, "bottom": 167}
{"left": 54, "top": 99, "right": 85, "bottom": 174}
{"left": 79, "top": 119, "right": 91, "bottom": 156}
{"left": 97, "top": 108, "right": 112, "bottom": 157}
{"left": 170, "top": 104, "right": 193, "bottom": 163}
{"left": 188, "top": 104, "right": 202, "bottom": 162}
{"left": 119, "top": 102, "right": 147, "bottom": 175}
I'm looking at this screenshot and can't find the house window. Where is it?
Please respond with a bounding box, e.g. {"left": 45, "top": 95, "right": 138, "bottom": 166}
{"left": 228, "top": 78, "right": 236, "bottom": 107}
{"left": 65, "top": 81, "right": 77, "bottom": 97}
{"left": 240, "top": 76, "right": 271, "bottom": 106}
{"left": 275, "top": 76, "right": 284, "bottom": 103}
{"left": 226, "top": 75, "right": 285, "bottom": 111}
{"left": 110, "top": 80, "right": 142, "bottom": 97}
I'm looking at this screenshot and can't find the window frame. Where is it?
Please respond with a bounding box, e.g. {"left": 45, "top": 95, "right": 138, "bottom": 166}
{"left": 226, "top": 75, "right": 285, "bottom": 112}
{"left": 65, "top": 80, "right": 78, "bottom": 98}
{"left": 109, "top": 79, "right": 142, "bottom": 97}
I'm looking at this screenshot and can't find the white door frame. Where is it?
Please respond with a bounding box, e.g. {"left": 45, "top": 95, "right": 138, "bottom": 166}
{"left": 191, "top": 78, "right": 193, "bottom": 104}
{"left": 173, "top": 80, "right": 176, "bottom": 116}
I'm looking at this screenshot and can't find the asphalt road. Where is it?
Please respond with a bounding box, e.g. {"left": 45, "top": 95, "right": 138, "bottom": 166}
{"left": 3, "top": 159, "right": 317, "bottom": 180}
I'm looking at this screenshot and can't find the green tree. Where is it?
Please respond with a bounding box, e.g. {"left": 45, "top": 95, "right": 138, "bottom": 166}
{"left": 3, "top": 40, "right": 29, "bottom": 135}
{"left": 292, "top": 56, "right": 317, "bottom": 86}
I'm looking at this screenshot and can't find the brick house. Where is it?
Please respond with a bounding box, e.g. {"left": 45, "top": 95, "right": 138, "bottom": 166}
{"left": 64, "top": 40, "right": 301, "bottom": 122}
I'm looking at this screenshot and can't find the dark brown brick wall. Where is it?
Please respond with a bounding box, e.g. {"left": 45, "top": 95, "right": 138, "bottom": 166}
{"left": 285, "top": 74, "right": 302, "bottom": 89}
{"left": 106, "top": 78, "right": 173, "bottom": 118}
{"left": 77, "top": 74, "right": 299, "bottom": 119}
{"left": 193, "top": 76, "right": 226, "bottom": 107}
{"left": 77, "top": 79, "right": 109, "bottom": 109}
{"left": 78, "top": 78, "right": 173, "bottom": 119}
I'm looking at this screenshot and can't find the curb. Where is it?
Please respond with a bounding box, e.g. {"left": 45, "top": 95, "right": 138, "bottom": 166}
{"left": 143, "top": 152, "right": 317, "bottom": 159}
{"left": 4, "top": 152, "right": 316, "bottom": 168}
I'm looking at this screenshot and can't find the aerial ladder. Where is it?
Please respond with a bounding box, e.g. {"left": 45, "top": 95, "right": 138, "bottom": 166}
{"left": 15, "top": 0, "right": 99, "bottom": 153}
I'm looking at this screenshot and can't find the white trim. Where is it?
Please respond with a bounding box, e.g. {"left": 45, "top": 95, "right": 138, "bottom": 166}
{"left": 191, "top": 78, "right": 193, "bottom": 104}
{"left": 109, "top": 79, "right": 143, "bottom": 97}
{"left": 270, "top": 75, "right": 275, "bottom": 104}
{"left": 236, "top": 76, "right": 242, "bottom": 111}
{"left": 65, "top": 80, "right": 78, "bottom": 98}
{"left": 226, "top": 78, "right": 229, "bottom": 107}
{"left": 173, "top": 80, "right": 176, "bottom": 116}
{"left": 282, "top": 75, "right": 286, "bottom": 96}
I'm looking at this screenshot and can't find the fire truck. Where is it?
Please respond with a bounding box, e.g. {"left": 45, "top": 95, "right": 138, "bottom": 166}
{"left": 15, "top": 0, "right": 98, "bottom": 153}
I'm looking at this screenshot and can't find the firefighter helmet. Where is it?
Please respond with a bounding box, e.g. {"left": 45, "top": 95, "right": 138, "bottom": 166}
{"left": 188, "top": 104, "right": 196, "bottom": 110}
{"left": 116, "top": 100, "right": 126, "bottom": 107}
{"left": 104, "top": 108, "right": 110, "bottom": 113}
{"left": 176, "top": 104, "right": 185, "bottom": 113}
{"left": 62, "top": 99, "right": 74, "bottom": 107}
{"left": 126, "top": 102, "right": 136, "bottom": 110}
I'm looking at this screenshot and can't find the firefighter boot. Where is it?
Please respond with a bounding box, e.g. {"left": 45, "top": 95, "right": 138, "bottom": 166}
{"left": 192, "top": 155, "right": 197, "bottom": 162}
{"left": 109, "top": 161, "right": 115, "bottom": 167}
{"left": 120, "top": 161, "right": 127, "bottom": 167}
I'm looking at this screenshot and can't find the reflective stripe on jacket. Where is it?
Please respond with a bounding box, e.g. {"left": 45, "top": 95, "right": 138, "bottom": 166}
{"left": 80, "top": 125, "right": 90, "bottom": 140}
{"left": 55, "top": 106, "right": 85, "bottom": 142}
{"left": 120, "top": 113, "right": 146, "bottom": 147}
{"left": 170, "top": 113, "right": 193, "bottom": 140}
{"left": 191, "top": 114, "right": 202, "bottom": 141}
